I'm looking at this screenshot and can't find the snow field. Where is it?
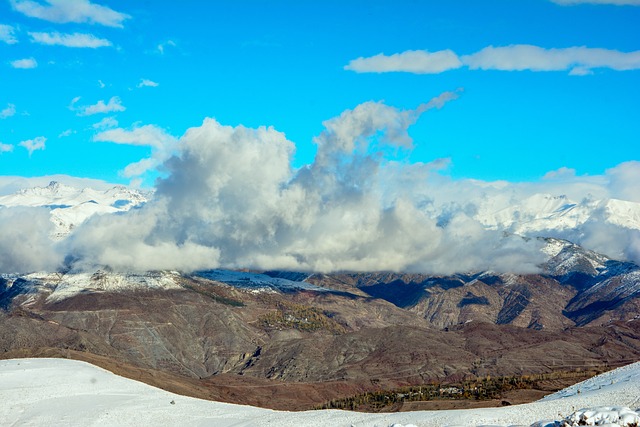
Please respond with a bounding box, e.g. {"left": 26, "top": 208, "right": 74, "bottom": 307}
{"left": 0, "top": 358, "right": 639, "bottom": 427}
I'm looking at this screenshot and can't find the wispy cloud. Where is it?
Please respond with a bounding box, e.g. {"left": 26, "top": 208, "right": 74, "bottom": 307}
{"left": 19, "top": 136, "right": 46, "bottom": 156}
{"left": 345, "top": 50, "right": 463, "bottom": 74}
{"left": 29, "top": 31, "right": 111, "bottom": 48}
{"left": 93, "top": 124, "right": 178, "bottom": 178}
{"left": 1, "top": 104, "right": 16, "bottom": 119}
{"left": 10, "top": 0, "right": 130, "bottom": 27}
{"left": 0, "top": 24, "right": 18, "bottom": 44}
{"left": 58, "top": 129, "right": 74, "bottom": 137}
{"left": 137, "top": 79, "right": 159, "bottom": 88}
{"left": 0, "top": 143, "right": 14, "bottom": 153}
{"left": 551, "top": 0, "right": 640, "bottom": 5}
{"left": 346, "top": 45, "right": 640, "bottom": 75}
{"left": 10, "top": 58, "right": 38, "bottom": 69}
{"left": 156, "top": 40, "right": 176, "bottom": 55}
{"left": 76, "top": 96, "right": 125, "bottom": 116}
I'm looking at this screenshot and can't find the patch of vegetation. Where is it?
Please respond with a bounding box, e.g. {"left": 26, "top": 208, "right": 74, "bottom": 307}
{"left": 316, "top": 368, "right": 606, "bottom": 411}
{"left": 259, "top": 301, "right": 345, "bottom": 334}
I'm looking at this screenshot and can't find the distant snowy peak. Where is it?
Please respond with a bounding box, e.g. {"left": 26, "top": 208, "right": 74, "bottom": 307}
{"left": 0, "top": 180, "right": 149, "bottom": 208}
{"left": 476, "top": 194, "right": 640, "bottom": 234}
{"left": 0, "top": 181, "right": 151, "bottom": 239}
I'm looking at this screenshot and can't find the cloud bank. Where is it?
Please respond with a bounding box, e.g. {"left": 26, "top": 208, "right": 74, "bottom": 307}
{"left": 1, "top": 96, "right": 639, "bottom": 275}
{"left": 345, "top": 45, "right": 640, "bottom": 75}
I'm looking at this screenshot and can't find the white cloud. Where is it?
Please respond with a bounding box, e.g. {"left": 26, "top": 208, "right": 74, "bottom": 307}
{"left": 346, "top": 45, "right": 640, "bottom": 75}
{"left": 345, "top": 49, "right": 463, "bottom": 74}
{"left": 0, "top": 142, "right": 14, "bottom": 153}
{"left": 0, "top": 24, "right": 18, "bottom": 44}
{"left": 0, "top": 207, "right": 62, "bottom": 273}
{"left": 58, "top": 129, "right": 74, "bottom": 137}
{"left": 606, "top": 161, "right": 640, "bottom": 203}
{"left": 462, "top": 45, "right": 640, "bottom": 73}
{"left": 77, "top": 96, "right": 125, "bottom": 115}
{"left": 29, "top": 31, "right": 111, "bottom": 48}
{"left": 98, "top": 80, "right": 105, "bottom": 88}
{"left": 67, "top": 95, "right": 552, "bottom": 274}
{"left": 137, "top": 79, "right": 159, "bottom": 88}
{"left": 68, "top": 96, "right": 81, "bottom": 110}
{"left": 542, "top": 167, "right": 577, "bottom": 181}
{"left": 93, "top": 124, "right": 178, "bottom": 178}
{"left": 91, "top": 116, "right": 118, "bottom": 130}
{"left": 4, "top": 98, "right": 640, "bottom": 274}
{"left": 10, "top": 0, "right": 130, "bottom": 27}
{"left": 19, "top": 136, "right": 46, "bottom": 156}
{"left": 551, "top": 0, "right": 640, "bottom": 5}
{"left": 10, "top": 58, "right": 38, "bottom": 69}
{"left": 1, "top": 104, "right": 16, "bottom": 119}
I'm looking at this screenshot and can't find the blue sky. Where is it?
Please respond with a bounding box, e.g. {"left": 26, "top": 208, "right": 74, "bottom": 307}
{"left": 1, "top": 0, "right": 639, "bottom": 186}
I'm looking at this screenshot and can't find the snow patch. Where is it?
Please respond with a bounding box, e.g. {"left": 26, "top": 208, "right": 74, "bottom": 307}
{"left": 195, "top": 269, "right": 329, "bottom": 293}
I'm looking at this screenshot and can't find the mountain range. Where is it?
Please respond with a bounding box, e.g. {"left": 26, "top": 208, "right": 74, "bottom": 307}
{"left": 1, "top": 181, "right": 639, "bottom": 409}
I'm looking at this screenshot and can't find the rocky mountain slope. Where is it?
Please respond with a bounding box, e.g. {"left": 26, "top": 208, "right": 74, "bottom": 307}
{"left": 2, "top": 253, "right": 640, "bottom": 409}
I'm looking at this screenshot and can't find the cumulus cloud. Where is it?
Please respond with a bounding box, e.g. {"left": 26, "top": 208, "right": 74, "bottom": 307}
{"left": 0, "top": 143, "right": 14, "bottom": 153}
{"left": 0, "top": 24, "right": 18, "bottom": 44}
{"left": 58, "top": 129, "right": 74, "bottom": 137}
{"left": 4, "top": 97, "right": 640, "bottom": 274}
{"left": 551, "top": 0, "right": 640, "bottom": 4}
{"left": 19, "top": 136, "right": 46, "bottom": 156}
{"left": 63, "top": 93, "right": 549, "bottom": 274}
{"left": 137, "top": 79, "right": 158, "bottom": 88}
{"left": 345, "top": 49, "right": 463, "bottom": 74}
{"left": 1, "top": 104, "right": 16, "bottom": 119}
{"left": 76, "top": 96, "right": 125, "bottom": 115}
{"left": 346, "top": 45, "right": 640, "bottom": 75}
{"left": 93, "top": 124, "right": 178, "bottom": 178}
{"left": 10, "top": 58, "right": 38, "bottom": 69}
{"left": 10, "top": 0, "right": 130, "bottom": 27}
{"left": 29, "top": 31, "right": 111, "bottom": 48}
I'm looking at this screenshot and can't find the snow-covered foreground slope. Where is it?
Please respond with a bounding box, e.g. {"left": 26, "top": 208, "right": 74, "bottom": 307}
{"left": 1, "top": 358, "right": 638, "bottom": 427}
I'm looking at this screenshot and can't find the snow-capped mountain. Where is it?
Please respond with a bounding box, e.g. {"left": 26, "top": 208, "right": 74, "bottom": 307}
{"left": 0, "top": 181, "right": 150, "bottom": 239}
